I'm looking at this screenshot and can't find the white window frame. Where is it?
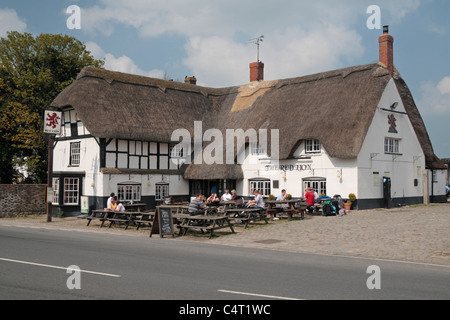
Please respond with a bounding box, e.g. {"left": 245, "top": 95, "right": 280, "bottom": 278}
{"left": 249, "top": 179, "right": 271, "bottom": 197}
{"left": 117, "top": 184, "right": 141, "bottom": 202}
{"left": 155, "top": 183, "right": 169, "bottom": 201}
{"left": 384, "top": 137, "right": 400, "bottom": 154}
{"left": 250, "top": 143, "right": 266, "bottom": 155}
{"left": 52, "top": 178, "right": 59, "bottom": 205}
{"left": 303, "top": 179, "right": 327, "bottom": 196}
{"left": 305, "top": 139, "right": 321, "bottom": 153}
{"left": 63, "top": 178, "right": 79, "bottom": 205}
{"left": 70, "top": 141, "right": 81, "bottom": 166}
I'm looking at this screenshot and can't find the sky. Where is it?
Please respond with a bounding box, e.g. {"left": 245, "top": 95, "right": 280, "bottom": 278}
{"left": 1, "top": 0, "right": 449, "bottom": 158}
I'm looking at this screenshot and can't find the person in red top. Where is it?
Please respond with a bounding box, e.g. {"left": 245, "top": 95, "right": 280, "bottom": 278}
{"left": 304, "top": 187, "right": 316, "bottom": 213}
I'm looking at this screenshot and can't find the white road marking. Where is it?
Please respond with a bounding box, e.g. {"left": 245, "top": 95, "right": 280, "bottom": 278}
{"left": 0, "top": 258, "right": 121, "bottom": 278}
{"left": 218, "top": 289, "right": 302, "bottom": 300}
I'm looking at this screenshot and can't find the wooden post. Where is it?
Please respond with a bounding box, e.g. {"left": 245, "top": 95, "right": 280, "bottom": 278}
{"left": 47, "top": 134, "right": 54, "bottom": 222}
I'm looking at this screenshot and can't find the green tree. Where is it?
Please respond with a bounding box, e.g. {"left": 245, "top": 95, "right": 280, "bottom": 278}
{"left": 0, "top": 31, "right": 104, "bottom": 183}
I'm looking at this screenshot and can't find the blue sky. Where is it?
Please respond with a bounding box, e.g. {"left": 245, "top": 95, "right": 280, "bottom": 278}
{"left": 1, "top": 0, "right": 449, "bottom": 158}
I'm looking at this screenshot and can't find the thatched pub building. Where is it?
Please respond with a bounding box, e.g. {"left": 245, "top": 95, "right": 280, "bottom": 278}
{"left": 50, "top": 28, "right": 446, "bottom": 215}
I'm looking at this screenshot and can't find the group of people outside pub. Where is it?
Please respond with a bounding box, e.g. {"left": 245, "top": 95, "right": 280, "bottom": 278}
{"left": 188, "top": 189, "right": 266, "bottom": 216}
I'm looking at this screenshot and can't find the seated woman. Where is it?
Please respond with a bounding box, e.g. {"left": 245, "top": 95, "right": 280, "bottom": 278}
{"left": 206, "top": 192, "right": 220, "bottom": 206}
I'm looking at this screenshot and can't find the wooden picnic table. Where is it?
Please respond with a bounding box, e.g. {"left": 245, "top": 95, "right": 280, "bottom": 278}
{"left": 178, "top": 215, "right": 235, "bottom": 239}
{"left": 86, "top": 210, "right": 152, "bottom": 229}
{"left": 124, "top": 203, "right": 147, "bottom": 212}
{"left": 224, "top": 207, "right": 268, "bottom": 229}
{"left": 159, "top": 204, "right": 190, "bottom": 214}
{"left": 86, "top": 210, "right": 110, "bottom": 226}
{"left": 135, "top": 211, "right": 155, "bottom": 230}
{"left": 265, "top": 199, "right": 306, "bottom": 220}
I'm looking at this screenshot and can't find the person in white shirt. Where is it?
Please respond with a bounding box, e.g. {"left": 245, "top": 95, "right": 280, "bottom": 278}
{"left": 106, "top": 192, "right": 115, "bottom": 209}
{"left": 114, "top": 199, "right": 125, "bottom": 212}
{"left": 221, "top": 189, "right": 232, "bottom": 201}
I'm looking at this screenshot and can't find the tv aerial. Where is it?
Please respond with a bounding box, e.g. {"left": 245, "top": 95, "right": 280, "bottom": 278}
{"left": 247, "top": 35, "right": 264, "bottom": 62}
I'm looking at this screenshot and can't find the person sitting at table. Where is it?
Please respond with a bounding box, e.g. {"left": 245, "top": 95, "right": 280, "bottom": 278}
{"left": 248, "top": 190, "right": 265, "bottom": 210}
{"left": 247, "top": 190, "right": 265, "bottom": 222}
{"left": 105, "top": 197, "right": 118, "bottom": 211}
{"left": 276, "top": 189, "right": 287, "bottom": 201}
{"left": 189, "top": 193, "right": 206, "bottom": 216}
{"left": 113, "top": 198, "right": 126, "bottom": 212}
{"left": 221, "top": 189, "right": 232, "bottom": 201}
{"left": 304, "top": 187, "right": 317, "bottom": 214}
{"left": 106, "top": 192, "right": 115, "bottom": 209}
{"left": 207, "top": 192, "right": 220, "bottom": 206}
{"left": 230, "top": 189, "right": 237, "bottom": 200}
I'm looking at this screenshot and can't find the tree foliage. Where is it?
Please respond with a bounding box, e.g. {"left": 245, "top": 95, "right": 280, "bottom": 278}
{"left": 0, "top": 31, "right": 104, "bottom": 183}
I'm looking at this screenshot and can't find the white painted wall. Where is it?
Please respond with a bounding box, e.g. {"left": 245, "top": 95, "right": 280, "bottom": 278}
{"left": 357, "top": 79, "right": 425, "bottom": 200}
{"left": 240, "top": 142, "right": 358, "bottom": 199}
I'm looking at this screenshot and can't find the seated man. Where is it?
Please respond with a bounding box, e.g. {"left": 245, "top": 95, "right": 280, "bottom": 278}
{"left": 276, "top": 189, "right": 287, "bottom": 201}
{"left": 188, "top": 194, "right": 206, "bottom": 216}
{"left": 221, "top": 189, "right": 232, "bottom": 201}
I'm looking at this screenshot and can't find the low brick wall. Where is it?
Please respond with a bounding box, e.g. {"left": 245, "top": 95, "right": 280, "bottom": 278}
{"left": 0, "top": 184, "right": 47, "bottom": 218}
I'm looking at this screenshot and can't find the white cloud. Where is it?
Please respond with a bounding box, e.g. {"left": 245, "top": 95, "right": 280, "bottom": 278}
{"left": 85, "top": 41, "right": 165, "bottom": 79}
{"left": 184, "top": 25, "right": 364, "bottom": 87}
{"left": 79, "top": 0, "right": 420, "bottom": 86}
{"left": 80, "top": 0, "right": 422, "bottom": 38}
{"left": 419, "top": 77, "right": 450, "bottom": 113}
{"left": 0, "top": 8, "right": 27, "bottom": 37}
{"left": 437, "top": 76, "right": 450, "bottom": 95}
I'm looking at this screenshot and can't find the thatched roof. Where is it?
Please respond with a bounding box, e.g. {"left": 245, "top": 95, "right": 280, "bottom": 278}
{"left": 51, "top": 63, "right": 444, "bottom": 178}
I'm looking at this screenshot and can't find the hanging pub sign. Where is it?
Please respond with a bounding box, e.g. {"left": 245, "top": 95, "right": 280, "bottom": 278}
{"left": 44, "top": 110, "right": 62, "bottom": 134}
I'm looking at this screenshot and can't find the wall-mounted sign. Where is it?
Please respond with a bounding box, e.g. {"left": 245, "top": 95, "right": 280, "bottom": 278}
{"left": 44, "top": 110, "right": 62, "bottom": 134}
{"left": 47, "top": 187, "right": 54, "bottom": 203}
{"left": 81, "top": 196, "right": 89, "bottom": 213}
{"left": 265, "top": 164, "right": 312, "bottom": 172}
{"left": 388, "top": 114, "right": 397, "bottom": 133}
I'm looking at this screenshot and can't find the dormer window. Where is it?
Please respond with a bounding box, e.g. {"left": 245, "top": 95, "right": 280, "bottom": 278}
{"left": 250, "top": 143, "right": 266, "bottom": 155}
{"left": 305, "top": 139, "right": 321, "bottom": 153}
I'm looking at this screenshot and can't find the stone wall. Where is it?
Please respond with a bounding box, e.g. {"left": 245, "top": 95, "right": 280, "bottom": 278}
{"left": 0, "top": 184, "right": 47, "bottom": 218}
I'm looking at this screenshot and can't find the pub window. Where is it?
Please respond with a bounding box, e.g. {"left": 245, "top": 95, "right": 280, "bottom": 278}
{"left": 64, "top": 178, "right": 79, "bottom": 205}
{"left": 52, "top": 178, "right": 60, "bottom": 205}
{"left": 155, "top": 183, "right": 169, "bottom": 201}
{"left": 117, "top": 184, "right": 141, "bottom": 202}
{"left": 384, "top": 137, "right": 400, "bottom": 154}
{"left": 70, "top": 142, "right": 81, "bottom": 166}
{"left": 305, "top": 139, "right": 321, "bottom": 153}
{"left": 249, "top": 179, "right": 271, "bottom": 197}
{"left": 303, "top": 179, "right": 327, "bottom": 196}
{"left": 250, "top": 143, "right": 266, "bottom": 155}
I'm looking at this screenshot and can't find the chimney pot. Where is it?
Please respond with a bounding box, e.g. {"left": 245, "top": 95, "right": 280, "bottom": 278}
{"left": 184, "top": 76, "right": 197, "bottom": 85}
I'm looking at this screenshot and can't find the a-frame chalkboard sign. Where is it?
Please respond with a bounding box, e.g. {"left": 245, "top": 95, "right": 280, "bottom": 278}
{"left": 150, "top": 206, "right": 174, "bottom": 238}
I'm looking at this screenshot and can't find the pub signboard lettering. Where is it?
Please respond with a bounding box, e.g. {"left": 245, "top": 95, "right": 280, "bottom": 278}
{"left": 265, "top": 164, "right": 312, "bottom": 172}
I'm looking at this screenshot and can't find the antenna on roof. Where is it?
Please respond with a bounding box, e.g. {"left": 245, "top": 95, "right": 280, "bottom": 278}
{"left": 247, "top": 35, "right": 264, "bottom": 62}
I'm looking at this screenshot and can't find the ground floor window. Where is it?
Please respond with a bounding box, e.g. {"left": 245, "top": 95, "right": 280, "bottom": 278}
{"left": 117, "top": 184, "right": 141, "bottom": 202}
{"left": 249, "top": 179, "right": 271, "bottom": 197}
{"left": 303, "top": 178, "right": 327, "bottom": 196}
{"left": 155, "top": 183, "right": 169, "bottom": 201}
{"left": 52, "top": 178, "right": 60, "bottom": 205}
{"left": 64, "top": 178, "right": 79, "bottom": 205}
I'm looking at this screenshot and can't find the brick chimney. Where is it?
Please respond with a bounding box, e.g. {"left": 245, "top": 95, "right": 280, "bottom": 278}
{"left": 379, "top": 25, "right": 394, "bottom": 77}
{"left": 184, "top": 76, "right": 197, "bottom": 85}
{"left": 250, "top": 61, "right": 264, "bottom": 82}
